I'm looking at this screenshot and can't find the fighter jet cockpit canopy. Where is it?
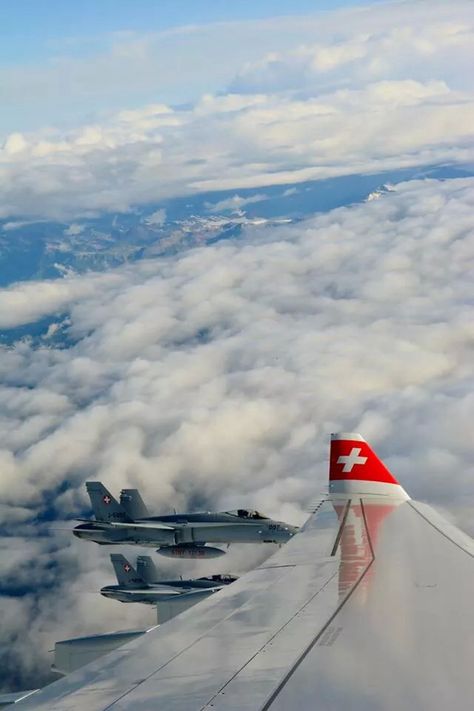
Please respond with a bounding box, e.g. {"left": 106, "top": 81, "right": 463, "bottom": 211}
{"left": 197, "top": 574, "right": 239, "bottom": 583}
{"left": 226, "top": 509, "right": 269, "bottom": 520}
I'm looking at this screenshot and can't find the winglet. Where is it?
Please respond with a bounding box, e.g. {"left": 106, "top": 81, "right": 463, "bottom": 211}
{"left": 329, "top": 433, "right": 409, "bottom": 499}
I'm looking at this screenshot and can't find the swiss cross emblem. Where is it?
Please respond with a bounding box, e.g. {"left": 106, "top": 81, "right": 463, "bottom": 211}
{"left": 337, "top": 447, "right": 368, "bottom": 472}
{"left": 103, "top": 495, "right": 111, "bottom": 505}
{"left": 123, "top": 563, "right": 131, "bottom": 572}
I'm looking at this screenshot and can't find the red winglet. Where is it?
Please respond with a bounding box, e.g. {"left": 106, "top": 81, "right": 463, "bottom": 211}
{"left": 330, "top": 433, "right": 399, "bottom": 484}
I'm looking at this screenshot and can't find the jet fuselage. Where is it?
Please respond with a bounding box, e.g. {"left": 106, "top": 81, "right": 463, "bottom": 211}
{"left": 73, "top": 510, "right": 299, "bottom": 549}
{"left": 100, "top": 575, "right": 237, "bottom": 605}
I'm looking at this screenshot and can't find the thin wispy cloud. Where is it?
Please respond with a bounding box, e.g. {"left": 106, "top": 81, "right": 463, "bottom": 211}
{"left": 1, "top": 2, "right": 473, "bottom": 221}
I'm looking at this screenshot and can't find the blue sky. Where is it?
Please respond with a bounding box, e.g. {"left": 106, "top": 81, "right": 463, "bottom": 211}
{"left": 0, "top": 0, "right": 393, "bottom": 135}
{"left": 1, "top": 0, "right": 472, "bottom": 220}
{"left": 0, "top": 0, "right": 387, "bottom": 63}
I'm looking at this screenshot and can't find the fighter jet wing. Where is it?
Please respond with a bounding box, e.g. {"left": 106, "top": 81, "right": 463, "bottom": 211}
{"left": 116, "top": 587, "right": 183, "bottom": 595}
{"left": 109, "top": 521, "right": 264, "bottom": 529}
{"left": 176, "top": 521, "right": 264, "bottom": 527}
{"left": 0, "top": 689, "right": 39, "bottom": 707}
{"left": 107, "top": 521, "right": 175, "bottom": 530}
{"left": 139, "top": 585, "right": 224, "bottom": 597}
{"left": 15, "top": 433, "right": 474, "bottom": 710}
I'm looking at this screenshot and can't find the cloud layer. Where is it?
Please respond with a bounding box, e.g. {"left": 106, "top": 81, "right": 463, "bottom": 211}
{"left": 0, "top": 176, "right": 473, "bottom": 688}
{"left": 1, "top": 0, "right": 474, "bottom": 694}
{"left": 1, "top": 1, "right": 474, "bottom": 220}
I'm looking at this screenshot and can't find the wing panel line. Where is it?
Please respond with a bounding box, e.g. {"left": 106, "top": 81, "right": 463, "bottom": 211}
{"left": 198, "top": 568, "right": 340, "bottom": 711}
{"left": 261, "top": 499, "right": 375, "bottom": 711}
{"left": 98, "top": 567, "right": 295, "bottom": 711}
{"left": 330, "top": 500, "right": 351, "bottom": 556}
{"left": 407, "top": 501, "right": 474, "bottom": 558}
{"left": 198, "top": 501, "right": 356, "bottom": 709}
{"left": 360, "top": 497, "right": 375, "bottom": 559}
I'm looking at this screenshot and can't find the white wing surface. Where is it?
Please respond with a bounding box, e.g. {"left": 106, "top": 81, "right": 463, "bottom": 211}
{"left": 16, "top": 434, "right": 474, "bottom": 710}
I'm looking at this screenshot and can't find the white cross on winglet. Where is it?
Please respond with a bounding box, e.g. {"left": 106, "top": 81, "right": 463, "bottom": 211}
{"left": 337, "top": 447, "right": 368, "bottom": 472}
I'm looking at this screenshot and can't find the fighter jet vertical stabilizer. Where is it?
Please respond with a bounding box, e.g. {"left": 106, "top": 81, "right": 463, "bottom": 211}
{"left": 136, "top": 556, "right": 160, "bottom": 584}
{"left": 120, "top": 489, "right": 149, "bottom": 519}
{"left": 86, "top": 482, "right": 132, "bottom": 523}
{"left": 110, "top": 554, "right": 147, "bottom": 589}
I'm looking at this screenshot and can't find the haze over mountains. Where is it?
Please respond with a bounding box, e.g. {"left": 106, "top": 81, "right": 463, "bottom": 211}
{"left": 1, "top": 164, "right": 469, "bottom": 290}
{"left": 0, "top": 0, "right": 473, "bottom": 694}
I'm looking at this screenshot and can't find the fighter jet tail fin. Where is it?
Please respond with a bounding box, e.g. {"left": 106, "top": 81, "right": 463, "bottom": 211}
{"left": 120, "top": 488, "right": 149, "bottom": 519}
{"left": 136, "top": 555, "right": 160, "bottom": 583}
{"left": 110, "top": 554, "right": 147, "bottom": 589}
{"left": 86, "top": 482, "right": 133, "bottom": 523}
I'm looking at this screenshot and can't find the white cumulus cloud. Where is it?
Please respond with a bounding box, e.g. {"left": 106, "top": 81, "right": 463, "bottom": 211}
{"left": 0, "top": 177, "right": 473, "bottom": 688}
{"left": 0, "top": 2, "right": 473, "bottom": 221}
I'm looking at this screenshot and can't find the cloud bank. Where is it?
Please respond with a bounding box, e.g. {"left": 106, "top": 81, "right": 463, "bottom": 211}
{"left": 0, "top": 176, "right": 473, "bottom": 688}
{"left": 1, "top": 1, "right": 474, "bottom": 220}
{"left": 1, "top": 0, "right": 474, "bottom": 694}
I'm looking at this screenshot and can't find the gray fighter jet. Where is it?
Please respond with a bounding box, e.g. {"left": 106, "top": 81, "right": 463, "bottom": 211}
{"left": 73, "top": 482, "right": 299, "bottom": 558}
{"left": 100, "top": 553, "right": 238, "bottom": 606}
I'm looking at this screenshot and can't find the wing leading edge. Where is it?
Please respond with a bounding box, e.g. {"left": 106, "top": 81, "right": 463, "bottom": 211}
{"left": 15, "top": 434, "right": 474, "bottom": 710}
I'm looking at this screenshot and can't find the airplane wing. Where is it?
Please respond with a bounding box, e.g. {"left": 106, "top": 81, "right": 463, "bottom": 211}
{"left": 109, "top": 521, "right": 263, "bottom": 530}
{"left": 15, "top": 433, "right": 474, "bottom": 710}
{"left": 176, "top": 521, "right": 266, "bottom": 528}
{"left": 107, "top": 521, "right": 175, "bottom": 530}
{"left": 111, "top": 585, "right": 224, "bottom": 596}
{"left": 116, "top": 587, "right": 184, "bottom": 596}
{"left": 0, "top": 690, "right": 38, "bottom": 707}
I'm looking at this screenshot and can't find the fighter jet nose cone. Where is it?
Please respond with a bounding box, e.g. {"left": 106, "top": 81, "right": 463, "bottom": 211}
{"left": 72, "top": 528, "right": 82, "bottom": 538}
